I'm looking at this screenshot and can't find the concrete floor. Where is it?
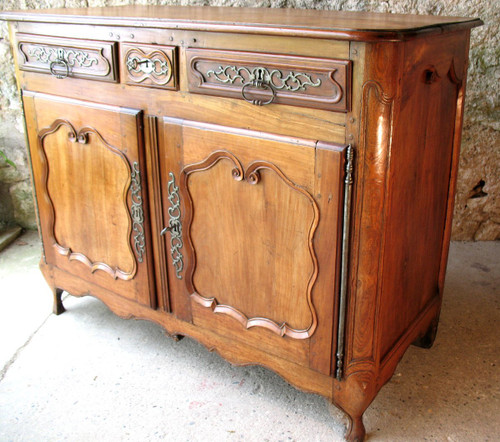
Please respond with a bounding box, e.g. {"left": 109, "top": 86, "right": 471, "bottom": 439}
{"left": 0, "top": 231, "right": 498, "bottom": 441}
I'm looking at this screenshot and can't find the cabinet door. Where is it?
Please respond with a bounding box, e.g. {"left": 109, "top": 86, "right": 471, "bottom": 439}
{"left": 159, "top": 117, "right": 346, "bottom": 373}
{"left": 23, "top": 92, "right": 155, "bottom": 307}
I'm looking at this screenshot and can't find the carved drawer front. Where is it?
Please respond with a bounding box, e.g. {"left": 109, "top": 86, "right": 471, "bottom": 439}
{"left": 120, "top": 43, "right": 177, "bottom": 89}
{"left": 186, "top": 48, "right": 351, "bottom": 111}
{"left": 16, "top": 34, "right": 117, "bottom": 82}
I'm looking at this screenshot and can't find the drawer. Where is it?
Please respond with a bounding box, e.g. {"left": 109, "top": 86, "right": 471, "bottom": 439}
{"left": 16, "top": 34, "right": 118, "bottom": 82}
{"left": 186, "top": 48, "right": 351, "bottom": 112}
{"left": 120, "top": 43, "right": 177, "bottom": 90}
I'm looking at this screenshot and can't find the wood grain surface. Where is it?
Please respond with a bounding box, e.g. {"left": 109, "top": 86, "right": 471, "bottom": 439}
{"left": 1, "top": 6, "right": 482, "bottom": 41}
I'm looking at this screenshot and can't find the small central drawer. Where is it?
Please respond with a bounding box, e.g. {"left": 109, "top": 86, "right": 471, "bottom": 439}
{"left": 120, "top": 43, "right": 177, "bottom": 90}
{"left": 16, "top": 33, "right": 118, "bottom": 82}
{"left": 186, "top": 48, "right": 351, "bottom": 112}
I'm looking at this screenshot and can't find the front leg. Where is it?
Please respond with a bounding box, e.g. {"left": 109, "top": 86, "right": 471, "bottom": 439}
{"left": 412, "top": 317, "right": 439, "bottom": 349}
{"left": 345, "top": 414, "right": 366, "bottom": 442}
{"left": 52, "top": 288, "right": 65, "bottom": 315}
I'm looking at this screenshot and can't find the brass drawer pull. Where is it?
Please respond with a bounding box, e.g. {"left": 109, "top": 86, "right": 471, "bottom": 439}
{"left": 49, "top": 49, "right": 69, "bottom": 79}
{"left": 240, "top": 67, "right": 276, "bottom": 106}
{"left": 241, "top": 80, "right": 276, "bottom": 106}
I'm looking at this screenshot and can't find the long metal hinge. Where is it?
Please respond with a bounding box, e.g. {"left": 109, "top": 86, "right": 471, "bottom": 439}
{"left": 336, "top": 144, "right": 354, "bottom": 381}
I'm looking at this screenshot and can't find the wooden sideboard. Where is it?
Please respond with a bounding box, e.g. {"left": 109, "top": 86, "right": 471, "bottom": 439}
{"left": 1, "top": 6, "right": 482, "bottom": 441}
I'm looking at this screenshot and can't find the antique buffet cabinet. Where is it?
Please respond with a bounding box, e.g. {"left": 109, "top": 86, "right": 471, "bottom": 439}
{"left": 1, "top": 6, "right": 481, "bottom": 441}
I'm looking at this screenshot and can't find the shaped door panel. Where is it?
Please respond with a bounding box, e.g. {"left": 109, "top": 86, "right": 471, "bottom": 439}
{"left": 159, "top": 117, "right": 346, "bottom": 372}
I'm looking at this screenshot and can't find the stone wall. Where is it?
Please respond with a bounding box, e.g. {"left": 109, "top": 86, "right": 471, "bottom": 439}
{"left": 0, "top": 0, "right": 498, "bottom": 239}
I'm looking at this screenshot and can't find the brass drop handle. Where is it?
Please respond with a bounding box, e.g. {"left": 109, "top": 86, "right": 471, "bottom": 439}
{"left": 49, "top": 49, "right": 70, "bottom": 79}
{"left": 241, "top": 67, "right": 276, "bottom": 106}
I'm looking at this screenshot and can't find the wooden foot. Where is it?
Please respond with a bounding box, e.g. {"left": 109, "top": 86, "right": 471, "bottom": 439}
{"left": 345, "top": 414, "right": 366, "bottom": 442}
{"left": 164, "top": 332, "right": 184, "bottom": 342}
{"left": 412, "top": 317, "right": 439, "bottom": 349}
{"left": 171, "top": 334, "right": 184, "bottom": 342}
{"left": 52, "top": 288, "right": 65, "bottom": 315}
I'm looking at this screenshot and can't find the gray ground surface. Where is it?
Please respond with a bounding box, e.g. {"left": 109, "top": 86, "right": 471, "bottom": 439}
{"left": 0, "top": 231, "right": 498, "bottom": 441}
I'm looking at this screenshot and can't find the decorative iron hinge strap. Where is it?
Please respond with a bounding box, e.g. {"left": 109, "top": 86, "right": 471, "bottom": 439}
{"left": 130, "top": 162, "right": 146, "bottom": 263}
{"left": 336, "top": 144, "right": 354, "bottom": 381}
{"left": 161, "top": 172, "right": 184, "bottom": 279}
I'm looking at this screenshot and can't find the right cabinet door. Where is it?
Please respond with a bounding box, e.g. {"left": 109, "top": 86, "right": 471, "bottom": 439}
{"left": 159, "top": 117, "right": 346, "bottom": 373}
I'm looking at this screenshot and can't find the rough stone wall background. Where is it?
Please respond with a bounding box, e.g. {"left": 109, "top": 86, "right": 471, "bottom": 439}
{"left": 0, "top": 0, "right": 498, "bottom": 239}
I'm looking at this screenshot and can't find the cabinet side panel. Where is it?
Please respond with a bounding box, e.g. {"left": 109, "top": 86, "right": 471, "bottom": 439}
{"left": 379, "top": 31, "right": 470, "bottom": 359}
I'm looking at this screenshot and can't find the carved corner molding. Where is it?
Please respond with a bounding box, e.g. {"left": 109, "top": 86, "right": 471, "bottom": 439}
{"left": 182, "top": 150, "right": 319, "bottom": 339}
{"left": 38, "top": 118, "right": 144, "bottom": 280}
{"left": 344, "top": 80, "right": 394, "bottom": 376}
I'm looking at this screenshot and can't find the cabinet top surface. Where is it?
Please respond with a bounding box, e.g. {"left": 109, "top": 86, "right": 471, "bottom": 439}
{"left": 0, "top": 5, "right": 482, "bottom": 41}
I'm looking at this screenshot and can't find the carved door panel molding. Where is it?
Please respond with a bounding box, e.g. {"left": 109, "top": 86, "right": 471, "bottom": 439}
{"left": 23, "top": 91, "right": 155, "bottom": 307}
{"left": 38, "top": 119, "right": 139, "bottom": 280}
{"left": 182, "top": 149, "right": 320, "bottom": 339}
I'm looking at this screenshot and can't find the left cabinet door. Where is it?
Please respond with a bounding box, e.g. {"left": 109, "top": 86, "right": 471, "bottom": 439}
{"left": 23, "top": 92, "right": 155, "bottom": 307}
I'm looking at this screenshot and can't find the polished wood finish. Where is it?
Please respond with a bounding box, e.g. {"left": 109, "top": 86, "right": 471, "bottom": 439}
{"left": 2, "top": 6, "right": 481, "bottom": 441}
{"left": 1, "top": 6, "right": 482, "bottom": 41}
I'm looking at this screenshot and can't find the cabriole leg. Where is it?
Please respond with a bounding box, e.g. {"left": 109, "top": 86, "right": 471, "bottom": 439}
{"left": 345, "top": 413, "right": 366, "bottom": 442}
{"left": 52, "top": 288, "right": 65, "bottom": 315}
